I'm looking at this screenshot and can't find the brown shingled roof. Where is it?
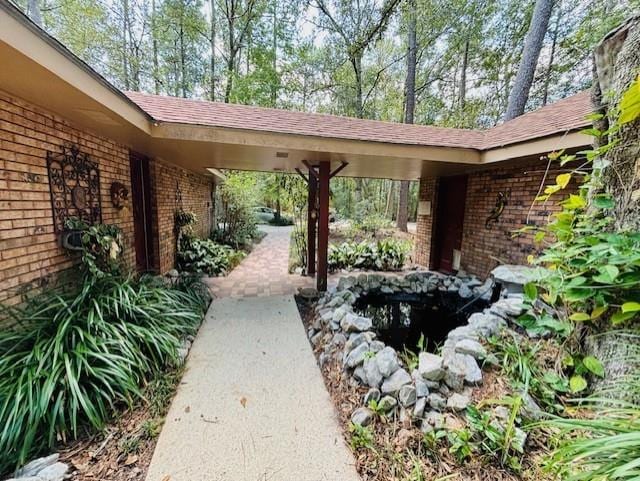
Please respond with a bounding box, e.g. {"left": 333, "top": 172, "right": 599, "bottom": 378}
{"left": 125, "top": 89, "right": 593, "bottom": 151}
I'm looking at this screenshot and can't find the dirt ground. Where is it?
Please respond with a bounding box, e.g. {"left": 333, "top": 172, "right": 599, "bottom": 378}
{"left": 58, "top": 369, "right": 183, "bottom": 480}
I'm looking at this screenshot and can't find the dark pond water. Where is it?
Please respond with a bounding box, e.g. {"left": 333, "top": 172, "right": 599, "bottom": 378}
{"left": 353, "top": 292, "right": 488, "bottom": 352}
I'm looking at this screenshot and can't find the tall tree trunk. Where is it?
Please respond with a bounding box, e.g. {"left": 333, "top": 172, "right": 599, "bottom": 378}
{"left": 122, "top": 0, "right": 130, "bottom": 90}
{"left": 180, "top": 20, "right": 187, "bottom": 97}
{"left": 459, "top": 39, "right": 469, "bottom": 111}
{"left": 587, "top": 17, "right": 640, "bottom": 400}
{"left": 541, "top": 2, "right": 561, "bottom": 106}
{"left": 152, "top": 0, "right": 160, "bottom": 94}
{"left": 28, "top": 0, "right": 43, "bottom": 26}
{"left": 594, "top": 17, "right": 640, "bottom": 231}
{"left": 397, "top": 0, "right": 417, "bottom": 233}
{"left": 210, "top": 0, "right": 216, "bottom": 101}
{"left": 504, "top": 0, "right": 554, "bottom": 120}
{"left": 271, "top": 0, "right": 277, "bottom": 107}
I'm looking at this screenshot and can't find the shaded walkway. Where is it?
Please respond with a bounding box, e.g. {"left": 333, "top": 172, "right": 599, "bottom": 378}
{"left": 145, "top": 296, "right": 360, "bottom": 481}
{"left": 205, "top": 226, "right": 313, "bottom": 298}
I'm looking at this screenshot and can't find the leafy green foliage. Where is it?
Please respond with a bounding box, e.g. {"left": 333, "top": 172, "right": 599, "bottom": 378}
{"left": 0, "top": 274, "right": 206, "bottom": 473}
{"left": 214, "top": 172, "right": 259, "bottom": 249}
{"left": 64, "top": 218, "right": 123, "bottom": 278}
{"left": 467, "top": 400, "right": 524, "bottom": 472}
{"left": 349, "top": 423, "right": 375, "bottom": 450}
{"left": 328, "top": 239, "right": 410, "bottom": 272}
{"left": 447, "top": 428, "right": 474, "bottom": 463}
{"left": 521, "top": 76, "right": 640, "bottom": 329}
{"left": 177, "top": 236, "right": 244, "bottom": 276}
{"left": 488, "top": 333, "right": 568, "bottom": 412}
{"left": 546, "top": 404, "right": 640, "bottom": 481}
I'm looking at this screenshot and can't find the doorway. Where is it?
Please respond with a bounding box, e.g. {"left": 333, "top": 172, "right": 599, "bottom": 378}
{"left": 129, "top": 151, "right": 155, "bottom": 272}
{"left": 432, "top": 175, "right": 468, "bottom": 273}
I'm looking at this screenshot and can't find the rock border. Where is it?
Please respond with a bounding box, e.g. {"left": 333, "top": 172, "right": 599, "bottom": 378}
{"left": 308, "top": 270, "right": 527, "bottom": 433}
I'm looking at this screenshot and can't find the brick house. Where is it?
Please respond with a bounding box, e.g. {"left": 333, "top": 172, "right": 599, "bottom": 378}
{"left": 0, "top": 2, "right": 592, "bottom": 299}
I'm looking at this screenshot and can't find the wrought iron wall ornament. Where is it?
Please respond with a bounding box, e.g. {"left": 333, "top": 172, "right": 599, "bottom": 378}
{"left": 47, "top": 144, "right": 102, "bottom": 232}
{"left": 485, "top": 188, "right": 511, "bottom": 229}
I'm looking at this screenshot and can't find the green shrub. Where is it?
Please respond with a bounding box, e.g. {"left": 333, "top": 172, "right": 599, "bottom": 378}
{"left": 0, "top": 274, "right": 205, "bottom": 473}
{"left": 268, "top": 215, "right": 294, "bottom": 226}
{"left": 328, "top": 239, "right": 409, "bottom": 272}
{"left": 63, "top": 218, "right": 124, "bottom": 278}
{"left": 546, "top": 403, "right": 640, "bottom": 481}
{"left": 177, "top": 236, "right": 244, "bottom": 276}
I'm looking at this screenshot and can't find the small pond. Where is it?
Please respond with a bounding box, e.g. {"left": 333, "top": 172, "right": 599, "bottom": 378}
{"left": 353, "top": 291, "right": 488, "bottom": 352}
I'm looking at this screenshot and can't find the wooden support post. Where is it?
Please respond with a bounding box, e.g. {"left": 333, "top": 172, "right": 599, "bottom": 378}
{"left": 317, "top": 161, "right": 330, "bottom": 291}
{"left": 307, "top": 168, "right": 317, "bottom": 276}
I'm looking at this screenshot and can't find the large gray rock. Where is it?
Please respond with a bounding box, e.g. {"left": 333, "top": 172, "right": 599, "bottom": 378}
{"left": 375, "top": 346, "right": 400, "bottom": 377}
{"left": 443, "top": 354, "right": 467, "bottom": 391}
{"left": 35, "top": 462, "right": 69, "bottom": 481}
{"left": 344, "top": 332, "right": 367, "bottom": 352}
{"left": 447, "top": 325, "right": 480, "bottom": 342}
{"left": 351, "top": 407, "right": 374, "bottom": 426}
{"left": 467, "top": 312, "right": 505, "bottom": 336}
{"left": 341, "top": 313, "right": 373, "bottom": 333}
{"left": 491, "top": 265, "right": 537, "bottom": 294}
{"left": 489, "top": 298, "right": 525, "bottom": 319}
{"left": 364, "top": 387, "right": 381, "bottom": 405}
{"left": 414, "top": 378, "right": 429, "bottom": 398}
{"left": 345, "top": 342, "right": 370, "bottom": 368}
{"left": 381, "top": 368, "right": 412, "bottom": 395}
{"left": 13, "top": 455, "right": 59, "bottom": 478}
{"left": 398, "top": 385, "right": 417, "bottom": 407}
{"left": 447, "top": 393, "right": 471, "bottom": 411}
{"left": 378, "top": 395, "right": 398, "bottom": 413}
{"left": 369, "top": 340, "right": 385, "bottom": 353}
{"left": 458, "top": 284, "right": 473, "bottom": 298}
{"left": 364, "top": 358, "right": 383, "bottom": 388}
{"left": 427, "top": 393, "right": 446, "bottom": 410}
{"left": 413, "top": 397, "right": 427, "bottom": 418}
{"left": 460, "top": 354, "right": 483, "bottom": 385}
{"left": 353, "top": 366, "right": 368, "bottom": 385}
{"left": 455, "top": 339, "right": 487, "bottom": 360}
{"left": 418, "top": 352, "right": 445, "bottom": 381}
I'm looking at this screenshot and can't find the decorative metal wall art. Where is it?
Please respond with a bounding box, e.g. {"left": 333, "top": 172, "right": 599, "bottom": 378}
{"left": 485, "top": 188, "right": 511, "bottom": 229}
{"left": 47, "top": 144, "right": 102, "bottom": 232}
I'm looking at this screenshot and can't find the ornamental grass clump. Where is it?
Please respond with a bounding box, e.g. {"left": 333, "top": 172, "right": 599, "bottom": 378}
{"left": 0, "top": 274, "right": 206, "bottom": 473}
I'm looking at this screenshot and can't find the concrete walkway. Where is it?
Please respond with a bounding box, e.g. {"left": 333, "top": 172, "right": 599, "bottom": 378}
{"left": 205, "top": 226, "right": 314, "bottom": 298}
{"left": 145, "top": 295, "right": 360, "bottom": 481}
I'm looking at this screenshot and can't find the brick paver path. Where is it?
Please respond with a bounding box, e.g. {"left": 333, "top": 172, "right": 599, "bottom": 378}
{"left": 205, "top": 225, "right": 314, "bottom": 298}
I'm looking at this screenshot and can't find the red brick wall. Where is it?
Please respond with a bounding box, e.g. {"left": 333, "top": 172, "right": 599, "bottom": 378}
{"left": 0, "top": 90, "right": 135, "bottom": 306}
{"left": 149, "top": 158, "right": 215, "bottom": 273}
{"left": 415, "top": 159, "right": 579, "bottom": 279}
{"left": 414, "top": 177, "right": 438, "bottom": 267}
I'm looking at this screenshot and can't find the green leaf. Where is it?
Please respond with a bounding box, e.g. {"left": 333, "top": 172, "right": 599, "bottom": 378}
{"left": 611, "top": 310, "right": 636, "bottom": 325}
{"left": 562, "top": 194, "right": 587, "bottom": 210}
{"left": 621, "top": 302, "right": 640, "bottom": 313}
{"left": 592, "top": 194, "right": 615, "bottom": 209}
{"left": 523, "top": 282, "right": 538, "bottom": 301}
{"left": 619, "top": 75, "right": 640, "bottom": 125}
{"left": 556, "top": 173, "right": 572, "bottom": 189}
{"left": 569, "top": 375, "right": 588, "bottom": 393}
{"left": 569, "top": 312, "right": 591, "bottom": 322}
{"left": 583, "top": 356, "right": 605, "bottom": 377}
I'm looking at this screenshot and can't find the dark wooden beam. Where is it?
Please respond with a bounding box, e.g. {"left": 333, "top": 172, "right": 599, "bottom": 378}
{"left": 294, "top": 167, "right": 308, "bottom": 183}
{"left": 302, "top": 160, "right": 319, "bottom": 179}
{"left": 317, "top": 161, "right": 330, "bottom": 291}
{"left": 307, "top": 170, "right": 317, "bottom": 275}
{"left": 329, "top": 161, "right": 349, "bottom": 179}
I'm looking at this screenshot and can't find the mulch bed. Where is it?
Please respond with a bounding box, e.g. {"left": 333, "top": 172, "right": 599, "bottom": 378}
{"left": 57, "top": 369, "right": 183, "bottom": 481}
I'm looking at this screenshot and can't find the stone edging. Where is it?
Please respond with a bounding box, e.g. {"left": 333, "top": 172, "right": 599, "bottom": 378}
{"left": 308, "top": 270, "right": 527, "bottom": 433}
